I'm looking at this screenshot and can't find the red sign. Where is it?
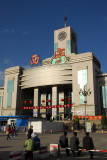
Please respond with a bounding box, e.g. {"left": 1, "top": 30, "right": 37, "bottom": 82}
{"left": 74, "top": 115, "right": 107, "bottom": 120}
{"left": 30, "top": 54, "right": 40, "bottom": 65}
{"left": 20, "top": 104, "right": 73, "bottom": 109}
{"left": 53, "top": 48, "right": 65, "bottom": 63}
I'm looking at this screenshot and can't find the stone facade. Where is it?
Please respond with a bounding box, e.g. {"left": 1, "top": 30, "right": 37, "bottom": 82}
{"left": 1, "top": 25, "right": 107, "bottom": 118}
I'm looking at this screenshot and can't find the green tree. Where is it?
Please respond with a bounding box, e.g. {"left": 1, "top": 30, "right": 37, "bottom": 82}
{"left": 101, "top": 114, "right": 107, "bottom": 126}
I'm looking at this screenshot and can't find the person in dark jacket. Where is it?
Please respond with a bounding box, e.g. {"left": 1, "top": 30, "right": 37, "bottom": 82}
{"left": 83, "top": 132, "right": 95, "bottom": 159}
{"left": 28, "top": 125, "right": 33, "bottom": 138}
{"left": 59, "top": 131, "right": 69, "bottom": 155}
{"left": 70, "top": 132, "right": 81, "bottom": 157}
{"left": 31, "top": 133, "right": 40, "bottom": 151}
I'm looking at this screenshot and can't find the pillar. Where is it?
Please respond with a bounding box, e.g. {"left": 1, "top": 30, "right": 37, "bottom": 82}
{"left": 52, "top": 86, "right": 57, "bottom": 117}
{"left": 59, "top": 91, "right": 64, "bottom": 118}
{"left": 33, "top": 88, "right": 39, "bottom": 117}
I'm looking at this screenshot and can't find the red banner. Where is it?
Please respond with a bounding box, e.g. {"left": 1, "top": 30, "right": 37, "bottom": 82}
{"left": 74, "top": 115, "right": 107, "bottom": 120}
{"left": 20, "top": 104, "right": 73, "bottom": 109}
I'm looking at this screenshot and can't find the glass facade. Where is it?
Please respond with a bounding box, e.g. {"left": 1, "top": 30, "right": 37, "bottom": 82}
{"left": 67, "top": 40, "right": 71, "bottom": 54}
{"left": 54, "top": 43, "right": 58, "bottom": 52}
{"left": 0, "top": 96, "right": 1, "bottom": 108}
{"left": 78, "top": 69, "right": 87, "bottom": 104}
{"left": 7, "top": 80, "right": 14, "bottom": 108}
{"left": 101, "top": 86, "right": 107, "bottom": 108}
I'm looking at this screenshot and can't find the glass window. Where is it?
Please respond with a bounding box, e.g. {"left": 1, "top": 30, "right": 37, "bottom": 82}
{"left": 101, "top": 86, "right": 107, "bottom": 108}
{"left": 7, "top": 80, "right": 14, "bottom": 108}
{"left": 78, "top": 69, "right": 87, "bottom": 104}
{"left": 80, "top": 94, "right": 85, "bottom": 104}
{"left": 0, "top": 96, "right": 1, "bottom": 108}
{"left": 54, "top": 43, "right": 58, "bottom": 52}
{"left": 105, "top": 86, "right": 107, "bottom": 108}
{"left": 67, "top": 40, "right": 71, "bottom": 54}
{"left": 78, "top": 69, "right": 87, "bottom": 88}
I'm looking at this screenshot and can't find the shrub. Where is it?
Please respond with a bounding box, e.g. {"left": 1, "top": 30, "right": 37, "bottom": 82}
{"left": 50, "top": 117, "right": 53, "bottom": 122}
{"left": 75, "top": 116, "right": 79, "bottom": 124}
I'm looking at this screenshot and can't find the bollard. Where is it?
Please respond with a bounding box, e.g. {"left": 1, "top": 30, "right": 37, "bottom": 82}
{"left": 9, "top": 151, "right": 22, "bottom": 160}
{"left": 44, "top": 129, "right": 45, "bottom": 134}
{"left": 102, "top": 129, "right": 104, "bottom": 133}
{"left": 51, "top": 129, "right": 53, "bottom": 134}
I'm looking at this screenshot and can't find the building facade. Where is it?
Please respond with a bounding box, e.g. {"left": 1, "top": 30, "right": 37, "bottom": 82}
{"left": 0, "top": 25, "right": 107, "bottom": 118}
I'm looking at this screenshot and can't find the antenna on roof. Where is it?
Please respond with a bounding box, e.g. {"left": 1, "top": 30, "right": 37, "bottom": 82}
{"left": 64, "top": 10, "right": 67, "bottom": 27}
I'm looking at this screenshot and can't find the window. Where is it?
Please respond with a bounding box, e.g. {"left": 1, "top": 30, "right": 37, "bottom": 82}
{"left": 67, "top": 40, "right": 71, "bottom": 54}
{"left": 7, "top": 80, "right": 14, "bottom": 108}
{"left": 78, "top": 69, "right": 87, "bottom": 104}
{"left": 54, "top": 43, "right": 58, "bottom": 52}
{"left": 101, "top": 86, "right": 107, "bottom": 108}
{"left": 0, "top": 96, "right": 1, "bottom": 108}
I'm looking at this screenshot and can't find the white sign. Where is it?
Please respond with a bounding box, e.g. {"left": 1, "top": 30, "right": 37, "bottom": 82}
{"left": 50, "top": 144, "right": 58, "bottom": 155}
{"left": 77, "top": 111, "right": 83, "bottom": 115}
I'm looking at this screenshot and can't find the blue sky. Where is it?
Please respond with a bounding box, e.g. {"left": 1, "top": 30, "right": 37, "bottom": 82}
{"left": 0, "top": 0, "right": 107, "bottom": 86}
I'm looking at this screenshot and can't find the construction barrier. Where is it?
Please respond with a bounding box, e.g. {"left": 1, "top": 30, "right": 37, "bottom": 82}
{"left": 9, "top": 151, "right": 22, "bottom": 160}
{"left": 50, "top": 144, "right": 59, "bottom": 155}
{"left": 79, "top": 149, "right": 107, "bottom": 152}
{"left": 39, "top": 145, "right": 49, "bottom": 159}
{"left": 50, "top": 129, "right": 53, "bottom": 134}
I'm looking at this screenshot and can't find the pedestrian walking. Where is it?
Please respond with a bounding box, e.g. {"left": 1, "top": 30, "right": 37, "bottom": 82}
{"left": 24, "top": 134, "right": 35, "bottom": 160}
{"left": 11, "top": 127, "right": 14, "bottom": 140}
{"left": 27, "top": 125, "right": 33, "bottom": 138}
{"left": 13, "top": 123, "right": 16, "bottom": 137}
{"left": 6, "top": 125, "right": 11, "bottom": 140}
{"left": 70, "top": 132, "right": 82, "bottom": 157}
{"left": 83, "top": 132, "right": 95, "bottom": 159}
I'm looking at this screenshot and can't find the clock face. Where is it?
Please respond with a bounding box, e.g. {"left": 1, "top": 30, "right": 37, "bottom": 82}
{"left": 58, "top": 31, "right": 67, "bottom": 41}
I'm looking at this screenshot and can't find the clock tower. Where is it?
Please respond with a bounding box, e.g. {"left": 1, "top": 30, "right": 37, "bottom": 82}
{"left": 54, "top": 21, "right": 77, "bottom": 55}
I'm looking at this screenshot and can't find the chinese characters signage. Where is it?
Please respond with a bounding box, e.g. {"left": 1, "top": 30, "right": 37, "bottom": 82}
{"left": 52, "top": 48, "right": 66, "bottom": 64}
{"left": 30, "top": 54, "right": 40, "bottom": 65}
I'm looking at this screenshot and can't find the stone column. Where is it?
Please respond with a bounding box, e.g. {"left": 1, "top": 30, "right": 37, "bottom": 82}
{"left": 33, "top": 88, "right": 39, "bottom": 117}
{"left": 59, "top": 91, "right": 64, "bottom": 118}
{"left": 52, "top": 86, "right": 57, "bottom": 117}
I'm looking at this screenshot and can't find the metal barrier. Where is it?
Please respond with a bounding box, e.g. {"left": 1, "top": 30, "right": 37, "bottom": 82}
{"left": 9, "top": 151, "right": 22, "bottom": 160}
{"left": 79, "top": 149, "right": 107, "bottom": 152}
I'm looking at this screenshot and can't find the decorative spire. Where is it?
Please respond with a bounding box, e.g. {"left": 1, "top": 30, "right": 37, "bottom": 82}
{"left": 65, "top": 15, "right": 67, "bottom": 28}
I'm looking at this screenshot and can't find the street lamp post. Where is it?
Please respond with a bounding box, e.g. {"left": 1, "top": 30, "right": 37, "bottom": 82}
{"left": 79, "top": 85, "right": 91, "bottom": 127}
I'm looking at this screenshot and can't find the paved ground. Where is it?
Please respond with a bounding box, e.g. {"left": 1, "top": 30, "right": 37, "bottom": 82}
{"left": 0, "top": 131, "right": 107, "bottom": 159}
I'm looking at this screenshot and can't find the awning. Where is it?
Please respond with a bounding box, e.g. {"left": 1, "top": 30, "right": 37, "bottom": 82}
{"left": 0, "top": 119, "right": 7, "bottom": 121}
